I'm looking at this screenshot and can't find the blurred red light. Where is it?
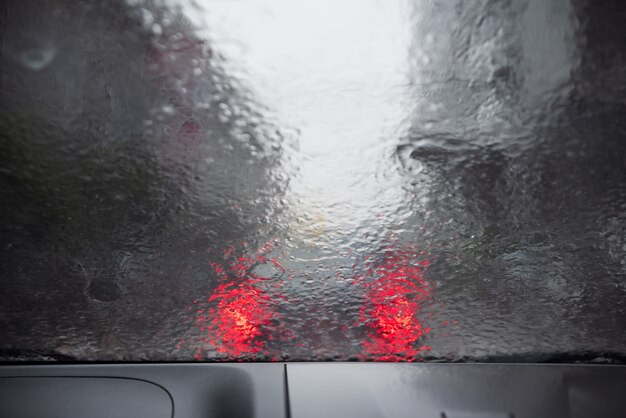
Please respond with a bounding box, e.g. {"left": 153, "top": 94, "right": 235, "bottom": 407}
{"left": 205, "top": 281, "right": 275, "bottom": 356}
{"left": 360, "top": 251, "right": 431, "bottom": 361}
{"left": 192, "top": 243, "right": 283, "bottom": 359}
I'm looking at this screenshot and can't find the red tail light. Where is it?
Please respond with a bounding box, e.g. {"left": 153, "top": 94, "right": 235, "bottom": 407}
{"left": 360, "top": 251, "right": 431, "bottom": 361}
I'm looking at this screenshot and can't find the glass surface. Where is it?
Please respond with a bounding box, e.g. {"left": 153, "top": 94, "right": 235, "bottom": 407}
{"left": 1, "top": 0, "right": 625, "bottom": 362}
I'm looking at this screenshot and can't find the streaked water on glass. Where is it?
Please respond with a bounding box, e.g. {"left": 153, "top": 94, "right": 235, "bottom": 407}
{"left": 1, "top": 0, "right": 625, "bottom": 361}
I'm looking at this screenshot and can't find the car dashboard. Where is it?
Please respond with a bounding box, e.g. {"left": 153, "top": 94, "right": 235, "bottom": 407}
{"left": 1, "top": 362, "right": 625, "bottom": 417}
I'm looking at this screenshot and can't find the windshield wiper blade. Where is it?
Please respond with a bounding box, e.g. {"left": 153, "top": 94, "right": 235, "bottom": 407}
{"left": 0, "top": 348, "right": 77, "bottom": 363}
{"left": 531, "top": 351, "right": 626, "bottom": 364}
{"left": 2, "top": 349, "right": 625, "bottom": 364}
{"left": 427, "top": 351, "right": 626, "bottom": 365}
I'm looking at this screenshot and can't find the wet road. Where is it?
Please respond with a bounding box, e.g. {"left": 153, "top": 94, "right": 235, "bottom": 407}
{"left": 1, "top": 0, "right": 625, "bottom": 361}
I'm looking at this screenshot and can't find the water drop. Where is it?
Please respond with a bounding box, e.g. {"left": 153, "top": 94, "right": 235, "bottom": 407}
{"left": 18, "top": 45, "right": 56, "bottom": 71}
{"left": 140, "top": 8, "right": 154, "bottom": 27}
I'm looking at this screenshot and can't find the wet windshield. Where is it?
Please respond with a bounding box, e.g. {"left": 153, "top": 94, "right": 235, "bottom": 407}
{"left": 1, "top": 0, "right": 625, "bottom": 362}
